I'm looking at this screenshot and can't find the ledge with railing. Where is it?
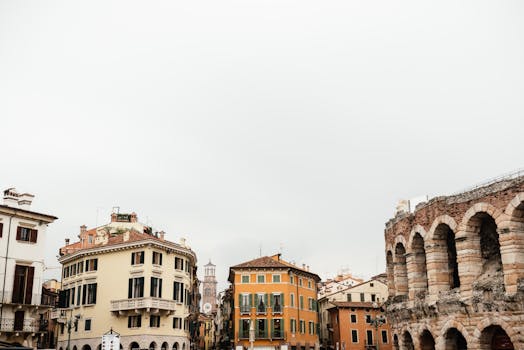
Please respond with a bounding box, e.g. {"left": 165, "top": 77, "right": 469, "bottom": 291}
{"left": 110, "top": 297, "right": 178, "bottom": 313}
{"left": 0, "top": 318, "right": 41, "bottom": 333}
{"left": 0, "top": 291, "right": 43, "bottom": 307}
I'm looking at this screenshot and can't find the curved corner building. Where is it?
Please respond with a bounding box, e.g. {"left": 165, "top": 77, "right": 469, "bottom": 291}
{"left": 56, "top": 212, "right": 198, "bottom": 350}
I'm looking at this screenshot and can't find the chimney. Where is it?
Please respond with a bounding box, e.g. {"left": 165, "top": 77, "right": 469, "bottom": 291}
{"left": 130, "top": 212, "right": 137, "bottom": 223}
{"left": 3, "top": 188, "right": 19, "bottom": 207}
{"left": 65, "top": 238, "right": 70, "bottom": 245}
{"left": 18, "top": 193, "right": 34, "bottom": 209}
{"left": 80, "top": 225, "right": 87, "bottom": 234}
{"left": 159, "top": 231, "right": 165, "bottom": 240}
{"left": 307, "top": 265, "right": 309, "bottom": 271}
{"left": 111, "top": 213, "right": 117, "bottom": 222}
{"left": 302, "top": 263, "right": 306, "bottom": 270}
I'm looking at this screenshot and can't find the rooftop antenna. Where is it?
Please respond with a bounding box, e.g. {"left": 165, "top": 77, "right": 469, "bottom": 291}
{"left": 112, "top": 206, "right": 120, "bottom": 214}
{"left": 259, "top": 243, "right": 262, "bottom": 257}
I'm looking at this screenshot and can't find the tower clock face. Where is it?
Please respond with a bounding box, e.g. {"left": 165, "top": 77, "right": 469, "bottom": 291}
{"left": 203, "top": 302, "right": 212, "bottom": 313}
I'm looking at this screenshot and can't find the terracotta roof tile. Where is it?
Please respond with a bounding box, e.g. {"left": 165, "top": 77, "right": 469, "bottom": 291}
{"left": 330, "top": 301, "right": 377, "bottom": 308}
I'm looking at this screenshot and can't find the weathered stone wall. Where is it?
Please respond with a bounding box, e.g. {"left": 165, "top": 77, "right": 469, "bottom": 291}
{"left": 384, "top": 176, "right": 524, "bottom": 350}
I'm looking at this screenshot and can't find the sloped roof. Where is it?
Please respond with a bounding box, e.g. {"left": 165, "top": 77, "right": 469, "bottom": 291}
{"left": 330, "top": 301, "right": 376, "bottom": 309}
{"left": 229, "top": 255, "right": 321, "bottom": 282}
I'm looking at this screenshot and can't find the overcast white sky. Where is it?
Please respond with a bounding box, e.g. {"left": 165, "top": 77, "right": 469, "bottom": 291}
{"left": 1, "top": 1, "right": 523, "bottom": 292}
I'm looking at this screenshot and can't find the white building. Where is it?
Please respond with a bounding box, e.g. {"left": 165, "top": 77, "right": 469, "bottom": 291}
{"left": 0, "top": 188, "right": 58, "bottom": 347}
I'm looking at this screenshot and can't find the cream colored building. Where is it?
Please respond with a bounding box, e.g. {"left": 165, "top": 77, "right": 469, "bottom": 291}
{"left": 56, "top": 212, "right": 198, "bottom": 350}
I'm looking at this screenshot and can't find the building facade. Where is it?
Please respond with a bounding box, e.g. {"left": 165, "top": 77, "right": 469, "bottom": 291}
{"left": 384, "top": 173, "right": 524, "bottom": 350}
{"left": 229, "top": 254, "right": 321, "bottom": 350}
{"left": 0, "top": 188, "right": 58, "bottom": 348}
{"left": 202, "top": 261, "right": 218, "bottom": 315}
{"left": 318, "top": 277, "right": 389, "bottom": 350}
{"left": 56, "top": 212, "right": 198, "bottom": 350}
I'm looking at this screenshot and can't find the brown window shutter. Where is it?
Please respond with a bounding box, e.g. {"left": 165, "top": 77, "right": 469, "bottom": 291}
{"left": 16, "top": 227, "right": 22, "bottom": 240}
{"left": 12, "top": 265, "right": 24, "bottom": 303}
{"left": 25, "top": 266, "right": 34, "bottom": 304}
{"left": 0, "top": 223, "right": 3, "bottom": 237}
{"left": 30, "top": 229, "right": 38, "bottom": 243}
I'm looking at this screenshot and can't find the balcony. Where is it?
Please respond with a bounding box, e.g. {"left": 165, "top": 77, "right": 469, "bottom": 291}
{"left": 0, "top": 318, "right": 40, "bottom": 333}
{"left": 110, "top": 297, "right": 178, "bottom": 315}
{"left": 0, "top": 291, "right": 43, "bottom": 307}
{"left": 272, "top": 304, "right": 282, "bottom": 314}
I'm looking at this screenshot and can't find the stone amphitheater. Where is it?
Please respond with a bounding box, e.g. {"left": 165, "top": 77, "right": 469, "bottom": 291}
{"left": 384, "top": 172, "right": 524, "bottom": 350}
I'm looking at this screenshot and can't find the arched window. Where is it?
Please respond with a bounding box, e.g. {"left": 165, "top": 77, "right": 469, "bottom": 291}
{"left": 394, "top": 243, "right": 408, "bottom": 296}
{"left": 420, "top": 330, "right": 435, "bottom": 350}
{"left": 130, "top": 342, "right": 140, "bottom": 350}
{"left": 444, "top": 328, "right": 467, "bottom": 350}
{"left": 428, "top": 224, "right": 459, "bottom": 294}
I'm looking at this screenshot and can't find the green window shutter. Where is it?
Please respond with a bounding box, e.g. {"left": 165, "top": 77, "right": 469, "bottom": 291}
{"left": 239, "top": 319, "right": 243, "bottom": 337}
{"left": 264, "top": 319, "right": 268, "bottom": 338}
{"left": 281, "top": 293, "right": 284, "bottom": 307}
{"left": 270, "top": 294, "right": 274, "bottom": 308}
{"left": 255, "top": 319, "right": 259, "bottom": 337}
{"left": 282, "top": 318, "right": 284, "bottom": 335}
{"left": 264, "top": 293, "right": 268, "bottom": 308}
{"left": 271, "top": 319, "right": 274, "bottom": 338}
{"left": 239, "top": 294, "right": 242, "bottom": 308}
{"left": 250, "top": 294, "right": 254, "bottom": 308}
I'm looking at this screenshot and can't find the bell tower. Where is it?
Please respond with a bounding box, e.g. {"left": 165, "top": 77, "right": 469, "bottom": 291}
{"left": 202, "top": 260, "right": 217, "bottom": 314}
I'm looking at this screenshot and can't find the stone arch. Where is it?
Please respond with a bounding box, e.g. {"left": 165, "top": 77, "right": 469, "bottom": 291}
{"left": 182, "top": 344, "right": 186, "bottom": 350}
{"left": 393, "top": 334, "right": 399, "bottom": 350}
{"left": 407, "top": 225, "right": 427, "bottom": 251}
{"left": 394, "top": 234, "right": 407, "bottom": 249}
{"left": 73, "top": 346, "right": 78, "bottom": 350}
{"left": 172, "top": 343, "right": 179, "bottom": 350}
{"left": 438, "top": 318, "right": 471, "bottom": 349}
{"left": 426, "top": 219, "right": 460, "bottom": 295}
{"left": 407, "top": 230, "right": 428, "bottom": 300}
{"left": 461, "top": 207, "right": 504, "bottom": 292}
{"left": 401, "top": 330, "right": 415, "bottom": 350}
{"left": 502, "top": 192, "right": 524, "bottom": 294}
{"left": 97, "top": 345, "right": 101, "bottom": 350}
{"left": 386, "top": 250, "right": 395, "bottom": 297}
{"left": 149, "top": 342, "right": 157, "bottom": 350}
{"left": 473, "top": 317, "right": 519, "bottom": 350}
{"left": 504, "top": 192, "right": 524, "bottom": 222}
{"left": 130, "top": 342, "right": 140, "bottom": 350}
{"left": 59, "top": 348, "right": 64, "bottom": 350}
{"left": 459, "top": 202, "right": 505, "bottom": 231}
{"left": 394, "top": 242, "right": 408, "bottom": 297}
{"left": 419, "top": 329, "right": 436, "bottom": 350}
{"left": 82, "top": 346, "right": 92, "bottom": 350}
{"left": 161, "top": 343, "right": 168, "bottom": 350}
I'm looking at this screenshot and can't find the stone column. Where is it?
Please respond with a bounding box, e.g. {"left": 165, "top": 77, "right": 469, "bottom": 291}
{"left": 455, "top": 231, "right": 482, "bottom": 298}
{"left": 499, "top": 226, "right": 524, "bottom": 295}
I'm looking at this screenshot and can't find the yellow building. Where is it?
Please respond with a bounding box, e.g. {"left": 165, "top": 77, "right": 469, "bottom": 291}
{"left": 56, "top": 212, "right": 198, "bottom": 350}
{"left": 229, "top": 254, "right": 320, "bottom": 350}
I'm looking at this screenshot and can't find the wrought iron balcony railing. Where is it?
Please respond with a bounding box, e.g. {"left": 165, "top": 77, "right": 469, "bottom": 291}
{"left": 0, "top": 318, "right": 40, "bottom": 333}
{"left": 110, "top": 297, "right": 178, "bottom": 312}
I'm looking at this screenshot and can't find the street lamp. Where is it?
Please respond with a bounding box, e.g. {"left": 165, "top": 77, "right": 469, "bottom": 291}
{"left": 66, "top": 312, "right": 81, "bottom": 350}
{"left": 368, "top": 305, "right": 385, "bottom": 350}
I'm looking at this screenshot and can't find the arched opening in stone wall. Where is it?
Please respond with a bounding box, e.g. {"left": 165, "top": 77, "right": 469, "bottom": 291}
{"left": 149, "top": 342, "right": 157, "bottom": 350}
{"left": 387, "top": 250, "right": 395, "bottom": 297}
{"left": 444, "top": 328, "right": 467, "bottom": 350}
{"left": 393, "top": 334, "right": 399, "bottom": 350}
{"left": 419, "top": 330, "right": 435, "bottom": 350}
{"left": 173, "top": 343, "right": 179, "bottom": 350}
{"left": 130, "top": 342, "right": 140, "bottom": 350}
{"left": 409, "top": 233, "right": 428, "bottom": 299}
{"left": 470, "top": 212, "right": 504, "bottom": 289}
{"left": 82, "top": 345, "right": 92, "bottom": 350}
{"left": 479, "top": 325, "right": 514, "bottom": 350}
{"left": 401, "top": 331, "right": 414, "bottom": 350}
{"left": 394, "top": 243, "right": 408, "bottom": 297}
{"left": 161, "top": 342, "right": 168, "bottom": 350}
{"left": 96, "top": 344, "right": 101, "bottom": 350}
{"left": 428, "top": 224, "right": 459, "bottom": 293}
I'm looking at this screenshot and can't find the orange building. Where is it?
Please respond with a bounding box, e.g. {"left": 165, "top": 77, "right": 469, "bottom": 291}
{"left": 328, "top": 302, "right": 391, "bottom": 350}
{"left": 229, "top": 254, "right": 320, "bottom": 350}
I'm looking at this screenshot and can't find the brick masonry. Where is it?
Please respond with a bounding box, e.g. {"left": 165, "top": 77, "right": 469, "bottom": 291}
{"left": 384, "top": 176, "right": 524, "bottom": 350}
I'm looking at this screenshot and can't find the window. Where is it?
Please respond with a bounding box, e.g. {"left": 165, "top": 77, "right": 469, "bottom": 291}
{"left": 175, "top": 257, "right": 184, "bottom": 270}
{"left": 241, "top": 275, "right": 250, "bottom": 283}
{"left": 88, "top": 236, "right": 93, "bottom": 244}
{"left": 85, "top": 259, "right": 98, "bottom": 272}
{"left": 77, "top": 262, "right": 83, "bottom": 274}
{"left": 272, "top": 319, "right": 283, "bottom": 338}
{"left": 128, "top": 315, "right": 142, "bottom": 328}
{"left": 308, "top": 280, "right": 311, "bottom": 288}
{"left": 173, "top": 282, "right": 184, "bottom": 303}
{"left": 70, "top": 287, "right": 75, "bottom": 306}
{"left": 71, "top": 264, "right": 77, "bottom": 276}
{"left": 298, "top": 278, "right": 303, "bottom": 286}
{"left": 256, "top": 293, "right": 267, "bottom": 313}
{"left": 381, "top": 330, "right": 388, "bottom": 343}
{"left": 371, "top": 294, "right": 376, "bottom": 302}
{"left": 290, "top": 319, "right": 297, "bottom": 333}
{"left": 150, "top": 277, "right": 163, "bottom": 298}
{"left": 239, "top": 293, "right": 251, "bottom": 313}
{"left": 60, "top": 323, "right": 65, "bottom": 335}
{"left": 360, "top": 293, "right": 365, "bottom": 302}
{"left": 256, "top": 319, "right": 267, "bottom": 338}
{"left": 347, "top": 293, "right": 352, "bottom": 302}
{"left": 85, "top": 319, "right": 92, "bottom": 331}
{"left": 272, "top": 293, "right": 283, "bottom": 313}
{"left": 16, "top": 226, "right": 37, "bottom": 243}
{"left": 366, "top": 330, "right": 373, "bottom": 345}
{"left": 308, "top": 297, "right": 313, "bottom": 310}
{"left": 77, "top": 286, "right": 81, "bottom": 305}
{"left": 370, "top": 283, "right": 374, "bottom": 287}
{"left": 239, "top": 319, "right": 250, "bottom": 339}
{"left": 129, "top": 277, "right": 145, "bottom": 298}
{"left": 365, "top": 314, "right": 371, "bottom": 324}
{"left": 152, "top": 252, "right": 163, "bottom": 265}
{"left": 299, "top": 295, "right": 304, "bottom": 310}
{"left": 257, "top": 275, "right": 265, "bottom": 283}
{"left": 272, "top": 274, "right": 281, "bottom": 283}
{"left": 131, "top": 251, "right": 144, "bottom": 265}
{"left": 308, "top": 321, "right": 314, "bottom": 335}
{"left": 350, "top": 314, "right": 357, "bottom": 323}
{"left": 173, "top": 317, "right": 182, "bottom": 329}
{"left": 290, "top": 293, "right": 295, "bottom": 307}
{"left": 185, "top": 261, "right": 191, "bottom": 273}
{"left": 299, "top": 320, "right": 305, "bottom": 334}
{"left": 150, "top": 315, "right": 160, "bottom": 327}
{"left": 83, "top": 283, "right": 97, "bottom": 304}
{"left": 351, "top": 330, "right": 358, "bottom": 343}
{"left": 12, "top": 265, "right": 35, "bottom": 304}
{"left": 290, "top": 276, "right": 294, "bottom": 284}
{"left": 0, "top": 222, "right": 3, "bottom": 237}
